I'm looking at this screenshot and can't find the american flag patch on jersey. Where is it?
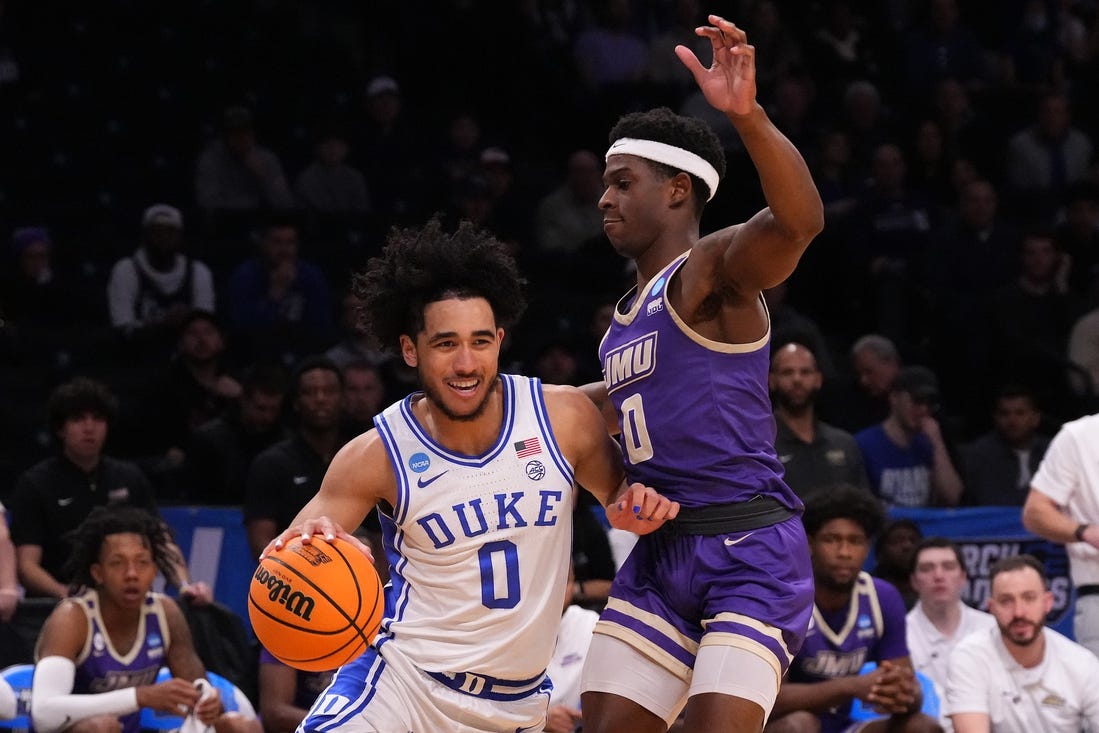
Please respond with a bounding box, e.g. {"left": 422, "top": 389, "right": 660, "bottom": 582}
{"left": 514, "top": 437, "right": 542, "bottom": 458}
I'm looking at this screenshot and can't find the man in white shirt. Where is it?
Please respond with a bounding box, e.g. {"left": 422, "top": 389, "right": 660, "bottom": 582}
{"left": 906, "top": 537, "right": 995, "bottom": 731}
{"left": 946, "top": 554, "right": 1099, "bottom": 733}
{"left": 1021, "top": 411, "right": 1099, "bottom": 656}
{"left": 106, "top": 204, "right": 216, "bottom": 358}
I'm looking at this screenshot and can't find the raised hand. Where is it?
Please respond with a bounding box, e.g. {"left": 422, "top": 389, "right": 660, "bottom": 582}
{"left": 674, "top": 14, "right": 757, "bottom": 117}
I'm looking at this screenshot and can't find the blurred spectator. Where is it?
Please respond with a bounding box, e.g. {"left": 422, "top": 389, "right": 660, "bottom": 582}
{"left": 1068, "top": 304, "right": 1099, "bottom": 398}
{"left": 257, "top": 648, "right": 334, "bottom": 733}
{"left": 906, "top": 118, "right": 955, "bottom": 207}
{"left": 294, "top": 123, "right": 371, "bottom": 215}
{"left": 647, "top": 0, "right": 708, "bottom": 94}
{"left": 154, "top": 310, "right": 243, "bottom": 487}
{"left": 572, "top": 0, "right": 648, "bottom": 91}
{"left": 766, "top": 73, "right": 819, "bottom": 154}
{"left": 769, "top": 342, "right": 869, "bottom": 497}
{"left": 1005, "top": 91, "right": 1095, "bottom": 221}
{"left": 533, "top": 149, "right": 605, "bottom": 255}
{"left": 434, "top": 110, "right": 485, "bottom": 202}
{"left": 183, "top": 363, "right": 290, "bottom": 506}
{"left": 924, "top": 179, "right": 1020, "bottom": 420}
{"left": 226, "top": 217, "right": 335, "bottom": 365}
{"left": 855, "top": 365, "right": 964, "bottom": 507}
{"left": 906, "top": 537, "right": 995, "bottom": 715}
{"left": 930, "top": 77, "right": 1000, "bottom": 181}
{"left": 243, "top": 356, "right": 344, "bottom": 558}
{"left": 839, "top": 79, "right": 895, "bottom": 179}
{"left": 901, "top": 0, "right": 987, "bottom": 97}
{"left": 1, "top": 226, "right": 96, "bottom": 333}
{"left": 195, "top": 105, "right": 294, "bottom": 213}
{"left": 477, "top": 146, "right": 534, "bottom": 248}
{"left": 824, "top": 333, "right": 902, "bottom": 433}
{"left": 808, "top": 1, "right": 881, "bottom": 100}
{"left": 6, "top": 377, "right": 207, "bottom": 602}
{"left": 959, "top": 385, "right": 1051, "bottom": 506}
{"left": 324, "top": 289, "right": 387, "bottom": 370}
{"left": 350, "top": 75, "right": 426, "bottom": 224}
{"left": 748, "top": 1, "right": 803, "bottom": 97}
{"left": 872, "top": 518, "right": 924, "bottom": 610}
{"left": 848, "top": 142, "right": 936, "bottom": 347}
{"left": 106, "top": 204, "right": 216, "bottom": 360}
{"left": 988, "top": 227, "right": 1084, "bottom": 420}
{"left": 340, "top": 359, "right": 385, "bottom": 437}
{"left": 526, "top": 334, "right": 582, "bottom": 387}
{"left": 765, "top": 280, "right": 837, "bottom": 380}
{"left": 1056, "top": 180, "right": 1099, "bottom": 302}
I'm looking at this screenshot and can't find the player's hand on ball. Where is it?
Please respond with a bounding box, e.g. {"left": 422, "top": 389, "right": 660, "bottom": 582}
{"left": 261, "top": 516, "right": 374, "bottom": 564}
{"left": 606, "top": 482, "right": 680, "bottom": 535}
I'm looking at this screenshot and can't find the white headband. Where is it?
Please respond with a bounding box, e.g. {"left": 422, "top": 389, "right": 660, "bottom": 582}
{"left": 605, "top": 137, "right": 720, "bottom": 201}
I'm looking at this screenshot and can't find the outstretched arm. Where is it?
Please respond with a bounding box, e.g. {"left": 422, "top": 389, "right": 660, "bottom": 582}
{"left": 676, "top": 15, "right": 823, "bottom": 294}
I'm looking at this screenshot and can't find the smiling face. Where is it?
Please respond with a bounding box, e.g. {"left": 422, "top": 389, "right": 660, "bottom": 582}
{"left": 91, "top": 532, "right": 157, "bottom": 610}
{"left": 401, "top": 296, "right": 503, "bottom": 422}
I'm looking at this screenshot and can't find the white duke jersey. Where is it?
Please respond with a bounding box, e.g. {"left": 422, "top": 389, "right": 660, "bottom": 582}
{"left": 373, "top": 374, "right": 576, "bottom": 682}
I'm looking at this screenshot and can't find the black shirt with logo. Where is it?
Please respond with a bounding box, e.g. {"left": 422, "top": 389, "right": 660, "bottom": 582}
{"left": 8, "top": 455, "right": 158, "bottom": 593}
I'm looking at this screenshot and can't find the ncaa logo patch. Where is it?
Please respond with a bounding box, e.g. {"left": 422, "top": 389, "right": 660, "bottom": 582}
{"left": 408, "top": 452, "right": 430, "bottom": 473}
{"left": 651, "top": 276, "right": 665, "bottom": 296}
{"left": 525, "top": 461, "right": 546, "bottom": 481}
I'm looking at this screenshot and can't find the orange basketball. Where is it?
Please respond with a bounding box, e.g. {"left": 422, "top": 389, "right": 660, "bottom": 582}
{"left": 248, "top": 536, "right": 384, "bottom": 672}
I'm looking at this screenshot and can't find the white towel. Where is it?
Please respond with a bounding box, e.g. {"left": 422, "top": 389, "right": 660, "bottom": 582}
{"left": 178, "top": 678, "right": 216, "bottom": 733}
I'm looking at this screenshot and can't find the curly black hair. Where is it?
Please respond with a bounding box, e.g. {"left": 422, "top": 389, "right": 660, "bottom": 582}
{"left": 63, "top": 506, "right": 182, "bottom": 594}
{"left": 47, "top": 377, "right": 119, "bottom": 433}
{"left": 801, "top": 484, "right": 886, "bottom": 540}
{"left": 608, "top": 107, "right": 727, "bottom": 211}
{"left": 351, "top": 216, "right": 527, "bottom": 352}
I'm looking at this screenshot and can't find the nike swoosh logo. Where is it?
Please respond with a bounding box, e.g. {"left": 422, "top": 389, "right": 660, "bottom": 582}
{"left": 58, "top": 497, "right": 74, "bottom": 506}
{"left": 417, "top": 471, "right": 448, "bottom": 488}
{"left": 292, "top": 475, "right": 309, "bottom": 485}
{"left": 724, "top": 531, "right": 756, "bottom": 547}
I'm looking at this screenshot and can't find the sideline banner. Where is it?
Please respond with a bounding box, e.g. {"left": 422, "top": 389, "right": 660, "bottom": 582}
{"left": 163, "top": 506, "right": 256, "bottom": 631}
{"left": 891, "top": 506, "right": 1074, "bottom": 637}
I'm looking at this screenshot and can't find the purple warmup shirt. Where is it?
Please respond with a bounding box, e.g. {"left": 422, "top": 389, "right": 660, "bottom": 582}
{"left": 599, "top": 252, "right": 800, "bottom": 510}
{"left": 789, "top": 573, "right": 910, "bottom": 733}
{"left": 71, "top": 590, "right": 168, "bottom": 733}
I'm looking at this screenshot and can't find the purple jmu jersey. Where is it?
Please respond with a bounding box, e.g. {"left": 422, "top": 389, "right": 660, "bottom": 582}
{"left": 789, "top": 573, "right": 910, "bottom": 733}
{"left": 72, "top": 590, "right": 169, "bottom": 733}
{"left": 599, "top": 252, "right": 800, "bottom": 509}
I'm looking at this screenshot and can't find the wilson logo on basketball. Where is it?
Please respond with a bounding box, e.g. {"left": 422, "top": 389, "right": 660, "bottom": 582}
{"left": 253, "top": 567, "right": 316, "bottom": 621}
{"left": 291, "top": 543, "right": 334, "bottom": 567}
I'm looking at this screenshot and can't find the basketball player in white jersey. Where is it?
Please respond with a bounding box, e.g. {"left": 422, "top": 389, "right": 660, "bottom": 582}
{"left": 261, "top": 218, "right": 679, "bottom": 733}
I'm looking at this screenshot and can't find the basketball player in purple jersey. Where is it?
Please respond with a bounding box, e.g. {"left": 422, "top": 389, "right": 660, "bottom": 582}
{"left": 769, "top": 486, "right": 937, "bottom": 733}
{"left": 578, "top": 14, "right": 824, "bottom": 733}
{"left": 30, "top": 507, "right": 257, "bottom": 733}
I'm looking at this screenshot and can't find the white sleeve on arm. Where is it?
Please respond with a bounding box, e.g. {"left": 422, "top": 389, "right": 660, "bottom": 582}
{"left": 31, "top": 656, "right": 139, "bottom": 733}
{"left": 945, "top": 641, "right": 991, "bottom": 718}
